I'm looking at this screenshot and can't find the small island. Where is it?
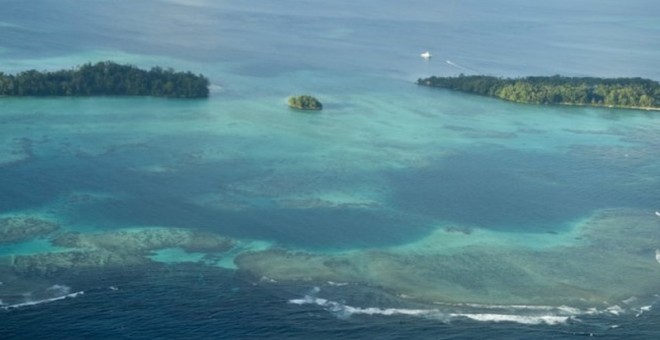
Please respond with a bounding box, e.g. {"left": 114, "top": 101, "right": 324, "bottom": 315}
{"left": 288, "top": 95, "right": 323, "bottom": 110}
{"left": 418, "top": 74, "right": 660, "bottom": 110}
{"left": 0, "top": 61, "right": 209, "bottom": 98}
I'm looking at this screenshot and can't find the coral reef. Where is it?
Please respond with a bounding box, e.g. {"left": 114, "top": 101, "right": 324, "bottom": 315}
{"left": 3, "top": 227, "right": 234, "bottom": 277}
{"left": 0, "top": 217, "right": 59, "bottom": 245}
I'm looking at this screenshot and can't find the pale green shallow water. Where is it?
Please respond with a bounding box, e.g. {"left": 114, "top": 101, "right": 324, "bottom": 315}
{"left": 2, "top": 71, "right": 659, "bottom": 310}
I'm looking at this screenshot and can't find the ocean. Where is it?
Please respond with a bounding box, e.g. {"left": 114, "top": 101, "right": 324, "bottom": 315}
{"left": 1, "top": 0, "right": 660, "bottom": 338}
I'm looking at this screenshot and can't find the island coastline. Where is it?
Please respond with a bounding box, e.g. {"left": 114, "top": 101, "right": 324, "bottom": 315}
{"left": 0, "top": 61, "right": 209, "bottom": 98}
{"left": 288, "top": 95, "right": 323, "bottom": 111}
{"left": 418, "top": 74, "right": 660, "bottom": 111}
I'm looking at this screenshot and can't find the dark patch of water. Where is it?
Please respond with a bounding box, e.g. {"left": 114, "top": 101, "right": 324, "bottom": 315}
{"left": 387, "top": 146, "right": 659, "bottom": 232}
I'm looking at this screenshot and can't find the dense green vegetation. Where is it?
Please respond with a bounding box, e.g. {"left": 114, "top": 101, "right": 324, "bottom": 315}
{"left": 418, "top": 74, "right": 660, "bottom": 109}
{"left": 0, "top": 61, "right": 209, "bottom": 98}
{"left": 288, "top": 95, "right": 323, "bottom": 110}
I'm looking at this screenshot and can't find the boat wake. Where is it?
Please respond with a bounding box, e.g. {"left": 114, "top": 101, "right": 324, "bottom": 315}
{"left": 445, "top": 60, "right": 479, "bottom": 73}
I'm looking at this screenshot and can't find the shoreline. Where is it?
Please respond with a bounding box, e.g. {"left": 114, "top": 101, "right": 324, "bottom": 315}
{"left": 417, "top": 75, "right": 660, "bottom": 112}
{"left": 419, "top": 83, "right": 660, "bottom": 112}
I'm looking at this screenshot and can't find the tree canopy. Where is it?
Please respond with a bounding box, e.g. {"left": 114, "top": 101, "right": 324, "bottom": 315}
{"left": 0, "top": 61, "right": 209, "bottom": 98}
{"left": 418, "top": 74, "right": 660, "bottom": 110}
{"left": 288, "top": 95, "right": 323, "bottom": 110}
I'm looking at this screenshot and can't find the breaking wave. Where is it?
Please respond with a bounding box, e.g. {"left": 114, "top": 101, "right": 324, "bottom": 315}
{"left": 288, "top": 287, "right": 656, "bottom": 326}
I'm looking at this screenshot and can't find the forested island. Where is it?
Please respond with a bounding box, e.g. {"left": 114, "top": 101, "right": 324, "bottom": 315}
{"left": 0, "top": 61, "right": 209, "bottom": 98}
{"left": 288, "top": 95, "right": 323, "bottom": 110}
{"left": 418, "top": 75, "right": 660, "bottom": 110}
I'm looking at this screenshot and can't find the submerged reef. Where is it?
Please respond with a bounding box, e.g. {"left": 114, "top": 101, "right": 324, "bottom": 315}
{"left": 3, "top": 209, "right": 660, "bottom": 310}
{"left": 235, "top": 209, "right": 660, "bottom": 308}
{"left": 0, "top": 138, "right": 34, "bottom": 167}
{"left": 51, "top": 228, "right": 234, "bottom": 254}
{"left": 6, "top": 249, "right": 149, "bottom": 277}
{"left": 2, "top": 228, "right": 234, "bottom": 277}
{"left": 0, "top": 217, "right": 59, "bottom": 245}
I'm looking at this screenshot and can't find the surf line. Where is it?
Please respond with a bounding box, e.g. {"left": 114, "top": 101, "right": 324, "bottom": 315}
{"left": 288, "top": 287, "right": 573, "bottom": 326}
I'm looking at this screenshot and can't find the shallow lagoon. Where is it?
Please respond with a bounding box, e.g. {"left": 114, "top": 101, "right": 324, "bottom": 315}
{"left": 1, "top": 0, "right": 660, "bottom": 332}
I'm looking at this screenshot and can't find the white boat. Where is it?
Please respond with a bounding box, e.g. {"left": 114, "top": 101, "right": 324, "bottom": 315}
{"left": 420, "top": 51, "right": 432, "bottom": 59}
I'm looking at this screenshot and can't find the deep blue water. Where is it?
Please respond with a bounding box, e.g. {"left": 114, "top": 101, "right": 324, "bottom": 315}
{"left": 3, "top": 266, "right": 660, "bottom": 339}
{"left": 389, "top": 146, "right": 660, "bottom": 232}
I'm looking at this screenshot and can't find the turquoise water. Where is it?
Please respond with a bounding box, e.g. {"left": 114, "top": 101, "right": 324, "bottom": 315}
{"left": 2, "top": 0, "right": 660, "bottom": 335}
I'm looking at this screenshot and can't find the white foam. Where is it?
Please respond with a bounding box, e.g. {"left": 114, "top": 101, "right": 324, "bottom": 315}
{"left": 2, "top": 284, "right": 83, "bottom": 310}
{"left": 445, "top": 60, "right": 480, "bottom": 73}
{"left": 605, "top": 305, "right": 624, "bottom": 315}
{"left": 290, "top": 295, "right": 436, "bottom": 320}
{"left": 623, "top": 296, "right": 638, "bottom": 305}
{"left": 288, "top": 291, "right": 573, "bottom": 325}
{"left": 47, "top": 284, "right": 71, "bottom": 295}
{"left": 1, "top": 291, "right": 84, "bottom": 310}
{"left": 260, "top": 276, "right": 277, "bottom": 283}
{"left": 452, "top": 313, "right": 569, "bottom": 325}
{"left": 288, "top": 288, "right": 660, "bottom": 325}
{"left": 454, "top": 302, "right": 583, "bottom": 315}
{"left": 635, "top": 305, "right": 652, "bottom": 317}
